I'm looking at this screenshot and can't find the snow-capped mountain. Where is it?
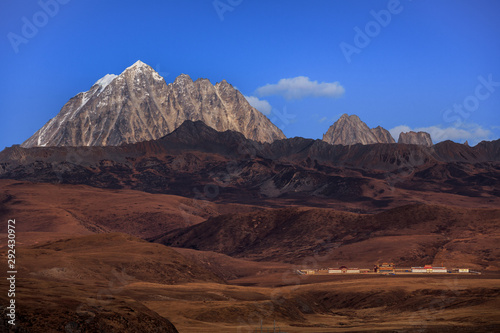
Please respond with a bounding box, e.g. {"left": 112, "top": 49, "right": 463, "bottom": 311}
{"left": 21, "top": 60, "right": 285, "bottom": 147}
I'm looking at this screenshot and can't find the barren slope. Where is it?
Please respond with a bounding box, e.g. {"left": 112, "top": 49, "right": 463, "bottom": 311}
{"left": 156, "top": 204, "right": 500, "bottom": 270}
{"left": 0, "top": 179, "right": 260, "bottom": 244}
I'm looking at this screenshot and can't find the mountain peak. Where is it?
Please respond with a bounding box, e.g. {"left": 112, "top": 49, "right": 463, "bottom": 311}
{"left": 339, "top": 113, "right": 357, "bottom": 120}
{"left": 173, "top": 73, "right": 193, "bottom": 84}
{"left": 216, "top": 79, "right": 230, "bottom": 86}
{"left": 323, "top": 114, "right": 395, "bottom": 145}
{"left": 129, "top": 60, "right": 148, "bottom": 68}
{"left": 21, "top": 64, "right": 285, "bottom": 148}
{"left": 194, "top": 77, "right": 213, "bottom": 86}
{"left": 122, "top": 60, "right": 156, "bottom": 76}
{"left": 215, "top": 80, "right": 236, "bottom": 94}
{"left": 398, "top": 131, "right": 433, "bottom": 146}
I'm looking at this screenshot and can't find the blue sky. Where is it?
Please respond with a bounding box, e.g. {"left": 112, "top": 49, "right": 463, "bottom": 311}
{"left": 1, "top": 0, "right": 499, "bottom": 149}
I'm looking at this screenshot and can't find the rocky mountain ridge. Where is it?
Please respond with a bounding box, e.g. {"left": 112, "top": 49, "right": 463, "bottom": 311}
{"left": 21, "top": 61, "right": 285, "bottom": 148}
{"left": 2, "top": 121, "right": 499, "bottom": 207}
{"left": 322, "top": 114, "right": 396, "bottom": 145}
{"left": 19, "top": 60, "right": 439, "bottom": 149}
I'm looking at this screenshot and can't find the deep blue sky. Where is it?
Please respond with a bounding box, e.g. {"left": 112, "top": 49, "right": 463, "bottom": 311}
{"left": 1, "top": 0, "right": 499, "bottom": 149}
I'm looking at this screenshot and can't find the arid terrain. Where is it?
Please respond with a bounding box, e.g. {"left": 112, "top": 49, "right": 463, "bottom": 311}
{"left": 1, "top": 177, "right": 499, "bottom": 332}
{"left": 1, "top": 116, "right": 499, "bottom": 333}
{"left": 1, "top": 231, "right": 499, "bottom": 332}
{"left": 3, "top": 0, "right": 500, "bottom": 330}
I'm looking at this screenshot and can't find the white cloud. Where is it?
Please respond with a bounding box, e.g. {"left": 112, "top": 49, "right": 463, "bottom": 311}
{"left": 244, "top": 95, "right": 272, "bottom": 115}
{"left": 389, "top": 123, "right": 493, "bottom": 145}
{"left": 389, "top": 125, "right": 412, "bottom": 142}
{"left": 256, "top": 76, "right": 345, "bottom": 100}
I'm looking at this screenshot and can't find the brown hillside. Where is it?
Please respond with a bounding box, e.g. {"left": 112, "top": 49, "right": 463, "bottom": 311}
{"left": 156, "top": 204, "right": 500, "bottom": 270}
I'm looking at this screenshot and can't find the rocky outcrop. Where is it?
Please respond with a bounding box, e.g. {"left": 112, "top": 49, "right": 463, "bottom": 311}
{"left": 21, "top": 61, "right": 285, "bottom": 148}
{"left": 371, "top": 125, "right": 396, "bottom": 144}
{"left": 322, "top": 114, "right": 395, "bottom": 145}
{"left": 398, "top": 131, "right": 433, "bottom": 146}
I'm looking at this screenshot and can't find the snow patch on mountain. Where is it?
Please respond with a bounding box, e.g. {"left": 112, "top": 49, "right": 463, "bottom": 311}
{"left": 21, "top": 60, "right": 286, "bottom": 148}
{"left": 95, "top": 74, "right": 118, "bottom": 94}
